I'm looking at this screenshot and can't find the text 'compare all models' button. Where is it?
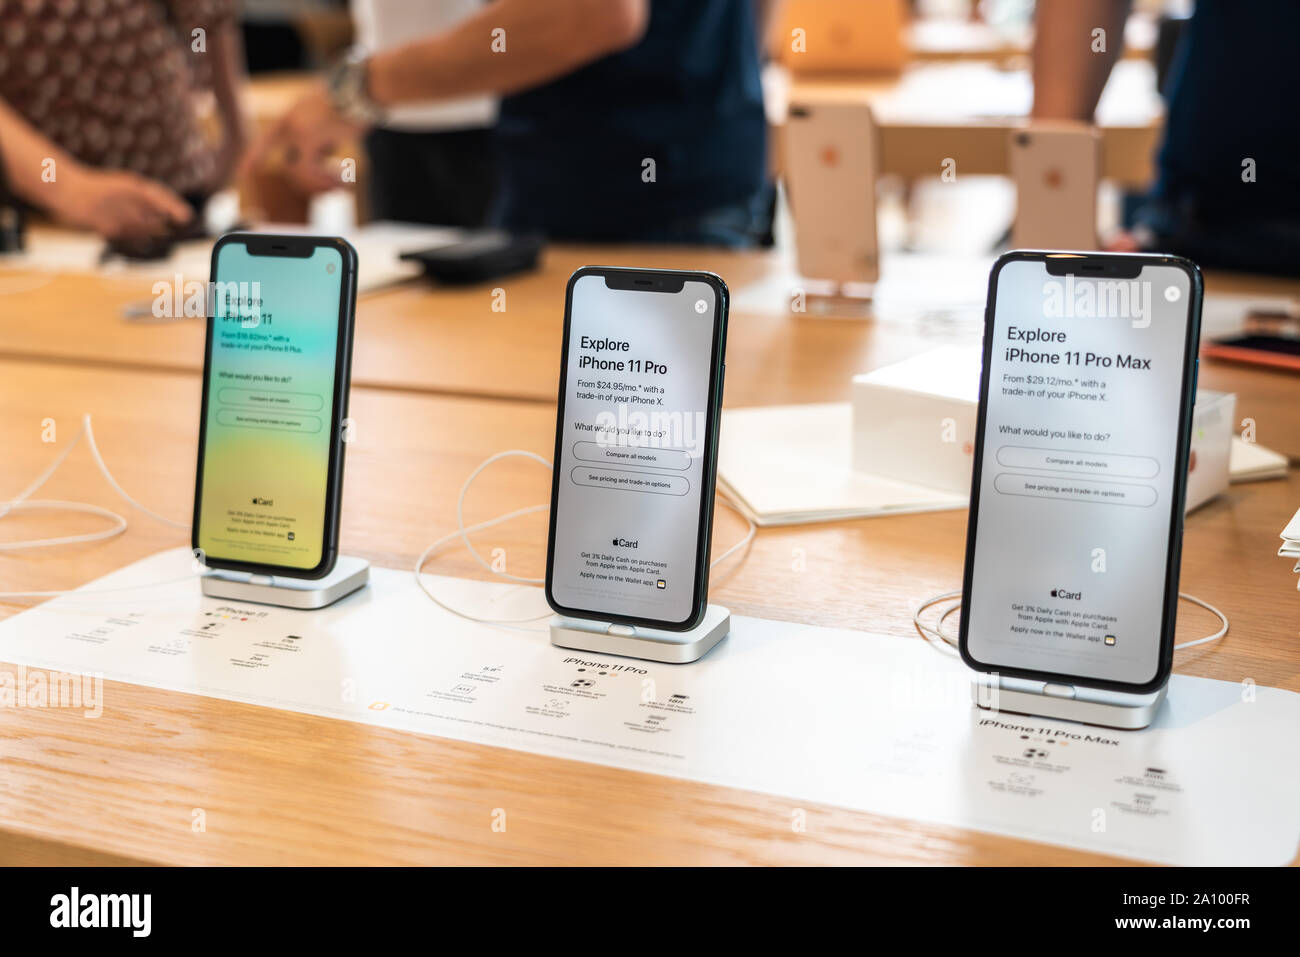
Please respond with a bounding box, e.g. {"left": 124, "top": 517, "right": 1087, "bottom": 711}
{"left": 216, "top": 388, "right": 325, "bottom": 413}
{"left": 995, "top": 445, "right": 1160, "bottom": 479}
{"left": 571, "top": 441, "right": 692, "bottom": 470}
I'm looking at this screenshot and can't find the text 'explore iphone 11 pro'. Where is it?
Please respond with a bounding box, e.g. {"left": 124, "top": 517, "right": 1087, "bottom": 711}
{"left": 546, "top": 267, "right": 728, "bottom": 632}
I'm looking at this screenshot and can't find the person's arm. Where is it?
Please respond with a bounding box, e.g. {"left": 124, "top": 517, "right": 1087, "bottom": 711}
{"left": 206, "top": 20, "right": 249, "bottom": 189}
{"left": 1031, "top": 0, "right": 1131, "bottom": 121}
{"left": 757, "top": 0, "right": 783, "bottom": 60}
{"left": 0, "top": 97, "right": 190, "bottom": 237}
{"left": 367, "top": 0, "right": 647, "bottom": 105}
{"left": 0, "top": 96, "right": 73, "bottom": 206}
{"left": 245, "top": 0, "right": 649, "bottom": 193}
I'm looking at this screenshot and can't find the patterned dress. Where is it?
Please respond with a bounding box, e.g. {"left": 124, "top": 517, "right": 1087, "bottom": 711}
{"left": 0, "top": 0, "right": 237, "bottom": 195}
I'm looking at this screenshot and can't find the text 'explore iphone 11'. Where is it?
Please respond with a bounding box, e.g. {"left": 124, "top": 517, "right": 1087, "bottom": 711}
{"left": 193, "top": 233, "right": 358, "bottom": 580}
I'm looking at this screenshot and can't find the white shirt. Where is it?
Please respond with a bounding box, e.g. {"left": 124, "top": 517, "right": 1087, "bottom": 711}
{"left": 351, "top": 0, "right": 498, "bottom": 132}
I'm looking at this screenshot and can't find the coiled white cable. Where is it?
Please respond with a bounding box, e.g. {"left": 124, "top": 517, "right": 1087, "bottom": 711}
{"left": 5, "top": 419, "right": 756, "bottom": 613}
{"left": 81, "top": 415, "right": 189, "bottom": 531}
{"left": 0, "top": 413, "right": 191, "bottom": 598}
{"left": 912, "top": 589, "right": 1229, "bottom": 653}
{"left": 1166, "top": 592, "right": 1232, "bottom": 649}
{"left": 414, "top": 449, "right": 757, "bottom": 626}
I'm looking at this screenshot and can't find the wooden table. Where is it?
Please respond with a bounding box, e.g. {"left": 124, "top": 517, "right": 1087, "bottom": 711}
{"left": 4, "top": 241, "right": 1298, "bottom": 458}
{"left": 906, "top": 14, "right": 1157, "bottom": 64}
{"left": 0, "top": 356, "right": 1296, "bottom": 865}
{"left": 773, "top": 59, "right": 1166, "bottom": 187}
{"left": 0, "top": 241, "right": 964, "bottom": 406}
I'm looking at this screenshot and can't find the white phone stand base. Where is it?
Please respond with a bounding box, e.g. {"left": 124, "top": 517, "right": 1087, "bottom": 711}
{"left": 549, "top": 605, "right": 731, "bottom": 664}
{"left": 200, "top": 556, "right": 370, "bottom": 610}
{"left": 972, "top": 674, "right": 1168, "bottom": 731}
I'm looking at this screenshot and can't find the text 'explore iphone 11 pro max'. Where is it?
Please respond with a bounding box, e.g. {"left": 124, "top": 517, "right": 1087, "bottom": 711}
{"left": 193, "top": 234, "right": 357, "bottom": 579}
{"left": 546, "top": 267, "right": 728, "bottom": 632}
{"left": 961, "top": 252, "right": 1202, "bottom": 692}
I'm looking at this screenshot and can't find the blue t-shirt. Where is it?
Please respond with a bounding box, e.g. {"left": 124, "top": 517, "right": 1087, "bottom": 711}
{"left": 1157, "top": 0, "right": 1300, "bottom": 220}
{"left": 494, "top": 0, "right": 767, "bottom": 240}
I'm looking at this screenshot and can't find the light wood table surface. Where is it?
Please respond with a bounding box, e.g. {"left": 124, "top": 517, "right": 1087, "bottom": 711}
{"left": 774, "top": 59, "right": 1166, "bottom": 187}
{"left": 3, "top": 242, "right": 1298, "bottom": 459}
{"left": 0, "top": 241, "right": 958, "bottom": 407}
{"left": 0, "top": 358, "right": 1295, "bottom": 865}
{"left": 905, "top": 13, "right": 1157, "bottom": 65}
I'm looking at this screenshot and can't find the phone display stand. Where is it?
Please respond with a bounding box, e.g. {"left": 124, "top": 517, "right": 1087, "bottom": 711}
{"left": 200, "top": 556, "right": 370, "bottom": 610}
{"left": 549, "top": 605, "right": 731, "bottom": 664}
{"left": 972, "top": 673, "right": 1168, "bottom": 731}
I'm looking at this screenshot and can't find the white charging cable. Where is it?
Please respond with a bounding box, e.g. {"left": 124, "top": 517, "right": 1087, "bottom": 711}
{"left": 0, "top": 414, "right": 191, "bottom": 598}
{"left": 414, "top": 449, "right": 757, "bottom": 625}
{"left": 3, "top": 420, "right": 757, "bottom": 613}
{"left": 1168, "top": 593, "right": 1232, "bottom": 648}
{"left": 912, "top": 589, "right": 1229, "bottom": 654}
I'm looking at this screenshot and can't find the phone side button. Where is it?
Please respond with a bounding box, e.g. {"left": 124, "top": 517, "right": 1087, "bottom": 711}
{"left": 1043, "top": 683, "right": 1076, "bottom": 699}
{"left": 607, "top": 624, "right": 637, "bottom": 637}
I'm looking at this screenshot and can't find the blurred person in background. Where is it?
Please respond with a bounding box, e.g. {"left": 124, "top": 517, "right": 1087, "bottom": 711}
{"left": 352, "top": 0, "right": 498, "bottom": 227}
{"left": 1035, "top": 0, "right": 1300, "bottom": 275}
{"left": 247, "top": 0, "right": 771, "bottom": 245}
{"left": 0, "top": 0, "right": 246, "bottom": 240}
{"left": 240, "top": 0, "right": 326, "bottom": 73}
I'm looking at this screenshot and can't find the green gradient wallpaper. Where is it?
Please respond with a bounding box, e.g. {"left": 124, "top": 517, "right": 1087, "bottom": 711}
{"left": 196, "top": 243, "right": 343, "bottom": 570}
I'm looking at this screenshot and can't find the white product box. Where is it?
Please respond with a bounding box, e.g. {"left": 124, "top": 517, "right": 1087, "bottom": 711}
{"left": 851, "top": 345, "right": 981, "bottom": 493}
{"left": 1185, "top": 389, "right": 1235, "bottom": 513}
{"left": 851, "top": 346, "right": 1233, "bottom": 511}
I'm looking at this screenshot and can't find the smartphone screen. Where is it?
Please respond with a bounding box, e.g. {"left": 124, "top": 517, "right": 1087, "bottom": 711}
{"left": 194, "top": 238, "right": 349, "bottom": 574}
{"left": 546, "top": 269, "right": 727, "bottom": 629}
{"left": 962, "top": 255, "right": 1200, "bottom": 689}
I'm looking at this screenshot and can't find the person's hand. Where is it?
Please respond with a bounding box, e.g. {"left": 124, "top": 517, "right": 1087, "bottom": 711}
{"left": 1103, "top": 230, "right": 1141, "bottom": 253}
{"left": 242, "top": 83, "right": 366, "bottom": 195}
{"left": 49, "top": 165, "right": 192, "bottom": 240}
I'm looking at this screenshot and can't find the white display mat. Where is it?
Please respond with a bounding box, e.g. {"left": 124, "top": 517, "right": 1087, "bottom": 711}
{"left": 2, "top": 548, "right": 1297, "bottom": 866}
{"left": 718, "top": 403, "right": 967, "bottom": 525}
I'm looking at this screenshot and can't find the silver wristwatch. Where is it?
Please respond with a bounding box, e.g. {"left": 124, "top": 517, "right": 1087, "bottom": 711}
{"left": 326, "top": 50, "right": 384, "bottom": 126}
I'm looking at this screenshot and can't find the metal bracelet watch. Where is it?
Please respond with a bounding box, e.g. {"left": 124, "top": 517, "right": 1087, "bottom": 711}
{"left": 326, "top": 50, "right": 384, "bottom": 126}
